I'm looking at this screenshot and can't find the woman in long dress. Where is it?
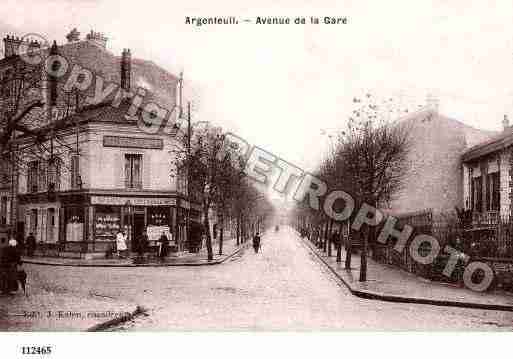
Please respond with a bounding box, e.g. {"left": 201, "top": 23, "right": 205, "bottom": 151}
{"left": 116, "top": 231, "right": 128, "bottom": 258}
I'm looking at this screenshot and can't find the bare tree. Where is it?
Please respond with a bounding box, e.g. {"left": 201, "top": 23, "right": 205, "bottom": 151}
{"left": 333, "top": 94, "right": 411, "bottom": 281}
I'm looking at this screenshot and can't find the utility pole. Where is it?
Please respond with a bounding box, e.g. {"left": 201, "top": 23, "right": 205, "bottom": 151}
{"left": 186, "top": 101, "right": 191, "bottom": 253}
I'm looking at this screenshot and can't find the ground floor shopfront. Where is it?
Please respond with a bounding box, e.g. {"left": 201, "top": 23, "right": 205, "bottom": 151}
{"left": 18, "top": 190, "right": 203, "bottom": 259}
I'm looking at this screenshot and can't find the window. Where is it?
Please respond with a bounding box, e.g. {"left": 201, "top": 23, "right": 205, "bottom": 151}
{"left": 70, "top": 155, "right": 80, "bottom": 189}
{"left": 471, "top": 176, "right": 482, "bottom": 212}
{"left": 125, "top": 154, "right": 142, "bottom": 189}
{"left": 47, "top": 158, "right": 61, "bottom": 192}
{"left": 487, "top": 172, "right": 500, "bottom": 211}
{"left": 0, "top": 197, "right": 7, "bottom": 225}
{"left": 30, "top": 208, "right": 38, "bottom": 234}
{"left": 38, "top": 161, "right": 47, "bottom": 191}
{"left": 0, "top": 160, "right": 9, "bottom": 184}
{"left": 27, "top": 161, "right": 39, "bottom": 193}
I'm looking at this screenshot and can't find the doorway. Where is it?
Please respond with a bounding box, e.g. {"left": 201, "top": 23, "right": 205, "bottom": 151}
{"left": 132, "top": 213, "right": 146, "bottom": 252}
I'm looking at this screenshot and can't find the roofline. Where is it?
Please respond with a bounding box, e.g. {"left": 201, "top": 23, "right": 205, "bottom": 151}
{"left": 462, "top": 131, "right": 513, "bottom": 162}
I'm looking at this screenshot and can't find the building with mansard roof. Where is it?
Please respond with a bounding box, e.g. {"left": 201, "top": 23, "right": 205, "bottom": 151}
{"left": 0, "top": 28, "right": 207, "bottom": 258}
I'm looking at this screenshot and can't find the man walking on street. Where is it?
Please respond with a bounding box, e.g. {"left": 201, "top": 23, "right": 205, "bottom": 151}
{"left": 252, "top": 232, "right": 261, "bottom": 253}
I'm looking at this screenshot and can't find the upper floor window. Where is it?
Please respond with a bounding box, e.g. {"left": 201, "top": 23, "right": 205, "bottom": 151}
{"left": 0, "top": 160, "right": 9, "bottom": 185}
{"left": 0, "top": 196, "right": 7, "bottom": 226}
{"left": 486, "top": 172, "right": 500, "bottom": 211}
{"left": 125, "top": 154, "right": 142, "bottom": 189}
{"left": 471, "top": 176, "right": 482, "bottom": 212}
{"left": 27, "top": 161, "right": 39, "bottom": 193}
{"left": 47, "top": 158, "right": 62, "bottom": 192}
{"left": 27, "top": 158, "right": 62, "bottom": 193}
{"left": 70, "top": 155, "right": 81, "bottom": 189}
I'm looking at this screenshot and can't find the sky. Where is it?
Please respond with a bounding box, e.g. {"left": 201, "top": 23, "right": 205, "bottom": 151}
{"left": 2, "top": 0, "right": 513, "bottom": 175}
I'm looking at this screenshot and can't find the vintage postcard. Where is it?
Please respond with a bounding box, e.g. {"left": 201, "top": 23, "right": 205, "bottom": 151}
{"left": 0, "top": 0, "right": 512, "bottom": 356}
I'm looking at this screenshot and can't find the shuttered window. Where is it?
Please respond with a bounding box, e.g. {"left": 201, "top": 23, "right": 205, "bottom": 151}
{"left": 125, "top": 154, "right": 143, "bottom": 189}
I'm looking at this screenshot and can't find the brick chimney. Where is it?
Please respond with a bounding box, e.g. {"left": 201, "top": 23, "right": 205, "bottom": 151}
{"left": 120, "top": 48, "right": 131, "bottom": 91}
{"left": 503, "top": 114, "right": 509, "bottom": 131}
{"left": 86, "top": 30, "right": 108, "bottom": 49}
{"left": 2, "top": 35, "right": 40, "bottom": 58}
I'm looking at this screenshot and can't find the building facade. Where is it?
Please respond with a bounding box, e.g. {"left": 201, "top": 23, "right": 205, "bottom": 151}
{"left": 461, "top": 116, "right": 513, "bottom": 221}
{"left": 386, "top": 107, "right": 495, "bottom": 216}
{"left": 0, "top": 28, "right": 208, "bottom": 258}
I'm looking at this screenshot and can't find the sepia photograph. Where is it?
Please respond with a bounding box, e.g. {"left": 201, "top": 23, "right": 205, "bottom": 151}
{"left": 0, "top": 0, "right": 512, "bottom": 356}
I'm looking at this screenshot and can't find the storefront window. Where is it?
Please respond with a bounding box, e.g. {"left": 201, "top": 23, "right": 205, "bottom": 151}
{"left": 148, "top": 207, "right": 169, "bottom": 226}
{"left": 65, "top": 207, "right": 84, "bottom": 242}
{"left": 95, "top": 206, "right": 121, "bottom": 241}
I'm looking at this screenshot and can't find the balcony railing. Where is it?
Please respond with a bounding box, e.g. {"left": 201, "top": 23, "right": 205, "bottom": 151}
{"left": 125, "top": 178, "right": 143, "bottom": 190}
{"left": 472, "top": 210, "right": 499, "bottom": 227}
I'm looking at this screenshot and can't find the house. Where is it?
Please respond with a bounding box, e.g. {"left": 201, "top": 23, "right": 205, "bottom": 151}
{"left": 0, "top": 28, "right": 207, "bottom": 258}
{"left": 386, "top": 103, "right": 496, "bottom": 216}
{"left": 461, "top": 115, "right": 513, "bottom": 222}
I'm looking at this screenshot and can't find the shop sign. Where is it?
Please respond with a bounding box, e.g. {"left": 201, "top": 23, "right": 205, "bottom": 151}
{"left": 103, "top": 136, "right": 164, "bottom": 150}
{"left": 147, "top": 225, "right": 174, "bottom": 245}
{"left": 91, "top": 196, "right": 176, "bottom": 207}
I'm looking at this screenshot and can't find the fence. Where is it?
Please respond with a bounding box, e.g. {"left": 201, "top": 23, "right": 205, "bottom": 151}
{"left": 372, "top": 208, "right": 513, "bottom": 289}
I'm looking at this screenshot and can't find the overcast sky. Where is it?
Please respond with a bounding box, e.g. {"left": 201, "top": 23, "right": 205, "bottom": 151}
{"left": 2, "top": 0, "right": 513, "bottom": 174}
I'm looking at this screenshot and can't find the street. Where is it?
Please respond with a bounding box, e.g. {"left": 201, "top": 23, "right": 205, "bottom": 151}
{"left": 5, "top": 227, "right": 513, "bottom": 330}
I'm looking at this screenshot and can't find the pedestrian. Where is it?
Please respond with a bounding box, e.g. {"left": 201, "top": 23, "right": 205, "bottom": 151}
{"left": 252, "top": 232, "right": 261, "bottom": 253}
{"left": 116, "top": 230, "right": 128, "bottom": 258}
{"left": 16, "top": 232, "right": 25, "bottom": 256}
{"left": 138, "top": 230, "right": 149, "bottom": 258}
{"left": 1, "top": 239, "right": 21, "bottom": 294}
{"left": 158, "top": 232, "right": 169, "bottom": 260}
{"left": 26, "top": 233, "right": 36, "bottom": 257}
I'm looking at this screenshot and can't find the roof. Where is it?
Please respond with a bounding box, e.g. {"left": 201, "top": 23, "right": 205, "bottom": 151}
{"left": 461, "top": 129, "right": 513, "bottom": 162}
{"left": 18, "top": 100, "right": 179, "bottom": 138}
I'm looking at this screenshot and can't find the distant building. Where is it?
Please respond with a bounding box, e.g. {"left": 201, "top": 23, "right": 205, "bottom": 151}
{"left": 386, "top": 105, "right": 496, "bottom": 216}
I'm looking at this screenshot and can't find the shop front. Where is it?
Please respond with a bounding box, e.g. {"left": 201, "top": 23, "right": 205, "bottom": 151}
{"left": 44, "top": 192, "right": 182, "bottom": 258}
{"left": 19, "top": 191, "right": 203, "bottom": 258}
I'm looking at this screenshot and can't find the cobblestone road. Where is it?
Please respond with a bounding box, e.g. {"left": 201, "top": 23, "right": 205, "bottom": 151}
{"left": 3, "top": 227, "right": 513, "bottom": 330}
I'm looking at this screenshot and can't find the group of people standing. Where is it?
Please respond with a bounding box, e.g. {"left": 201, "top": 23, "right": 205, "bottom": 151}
{"left": 115, "top": 230, "right": 171, "bottom": 260}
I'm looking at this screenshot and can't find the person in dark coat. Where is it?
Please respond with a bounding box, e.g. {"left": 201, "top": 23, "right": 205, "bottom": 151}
{"left": 252, "top": 232, "right": 261, "bottom": 253}
{"left": 26, "top": 233, "right": 36, "bottom": 257}
{"left": 16, "top": 232, "right": 25, "bottom": 256}
{"left": 1, "top": 239, "right": 22, "bottom": 294}
{"left": 138, "top": 230, "right": 149, "bottom": 258}
{"left": 158, "top": 232, "right": 169, "bottom": 259}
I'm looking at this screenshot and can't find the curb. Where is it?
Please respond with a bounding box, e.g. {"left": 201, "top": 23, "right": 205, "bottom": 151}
{"left": 86, "top": 306, "right": 148, "bottom": 332}
{"left": 22, "top": 242, "right": 250, "bottom": 268}
{"left": 297, "top": 234, "right": 513, "bottom": 313}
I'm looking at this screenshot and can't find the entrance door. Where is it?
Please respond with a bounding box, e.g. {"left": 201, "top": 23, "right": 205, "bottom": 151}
{"left": 132, "top": 213, "right": 145, "bottom": 251}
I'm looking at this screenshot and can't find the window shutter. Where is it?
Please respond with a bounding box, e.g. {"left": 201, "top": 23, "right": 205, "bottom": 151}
{"left": 124, "top": 154, "right": 130, "bottom": 188}
{"left": 134, "top": 155, "right": 142, "bottom": 188}
{"left": 144, "top": 154, "right": 151, "bottom": 189}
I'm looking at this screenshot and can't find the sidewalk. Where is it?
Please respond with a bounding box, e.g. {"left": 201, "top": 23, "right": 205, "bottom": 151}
{"left": 298, "top": 233, "right": 513, "bottom": 312}
{"left": 22, "top": 239, "right": 249, "bottom": 267}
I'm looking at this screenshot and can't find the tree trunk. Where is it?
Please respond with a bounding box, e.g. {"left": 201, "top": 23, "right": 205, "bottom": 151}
{"left": 327, "top": 219, "right": 334, "bottom": 257}
{"left": 203, "top": 212, "right": 213, "bottom": 261}
{"left": 359, "top": 227, "right": 368, "bottom": 282}
{"left": 236, "top": 214, "right": 240, "bottom": 245}
{"left": 323, "top": 221, "right": 329, "bottom": 252}
{"left": 336, "top": 222, "right": 342, "bottom": 263}
{"left": 345, "top": 223, "right": 352, "bottom": 269}
{"left": 218, "top": 218, "right": 224, "bottom": 255}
